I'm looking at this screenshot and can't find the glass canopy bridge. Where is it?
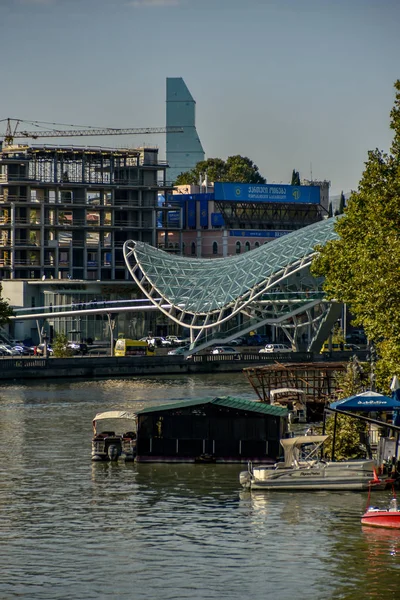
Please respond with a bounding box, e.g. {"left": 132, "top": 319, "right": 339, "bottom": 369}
{"left": 123, "top": 216, "right": 342, "bottom": 353}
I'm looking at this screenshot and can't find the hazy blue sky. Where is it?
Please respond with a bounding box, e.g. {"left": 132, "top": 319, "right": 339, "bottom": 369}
{"left": 2, "top": 0, "right": 399, "bottom": 195}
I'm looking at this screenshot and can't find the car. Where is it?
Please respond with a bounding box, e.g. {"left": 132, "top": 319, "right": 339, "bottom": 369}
{"left": 140, "top": 336, "right": 172, "bottom": 348}
{"left": 0, "top": 344, "right": 22, "bottom": 356}
{"left": 211, "top": 346, "right": 241, "bottom": 357}
{"left": 35, "top": 344, "right": 53, "bottom": 356}
{"left": 229, "top": 337, "right": 247, "bottom": 346}
{"left": 67, "top": 342, "right": 88, "bottom": 355}
{"left": 13, "top": 344, "right": 34, "bottom": 356}
{"left": 259, "top": 343, "right": 292, "bottom": 354}
{"left": 165, "top": 335, "right": 187, "bottom": 347}
{"left": 344, "top": 343, "right": 361, "bottom": 351}
{"left": 168, "top": 345, "right": 191, "bottom": 355}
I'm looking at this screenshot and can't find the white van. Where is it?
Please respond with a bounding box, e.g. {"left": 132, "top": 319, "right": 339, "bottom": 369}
{"left": 259, "top": 343, "right": 292, "bottom": 354}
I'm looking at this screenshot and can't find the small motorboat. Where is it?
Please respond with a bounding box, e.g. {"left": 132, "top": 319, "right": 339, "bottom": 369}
{"left": 361, "top": 492, "right": 400, "bottom": 528}
{"left": 239, "top": 435, "right": 387, "bottom": 491}
{"left": 92, "top": 410, "right": 137, "bottom": 462}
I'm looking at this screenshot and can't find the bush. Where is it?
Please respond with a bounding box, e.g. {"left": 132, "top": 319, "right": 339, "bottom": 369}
{"left": 52, "top": 333, "right": 74, "bottom": 358}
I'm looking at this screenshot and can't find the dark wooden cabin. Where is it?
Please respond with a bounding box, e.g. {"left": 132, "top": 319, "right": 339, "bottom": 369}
{"left": 135, "top": 396, "right": 287, "bottom": 463}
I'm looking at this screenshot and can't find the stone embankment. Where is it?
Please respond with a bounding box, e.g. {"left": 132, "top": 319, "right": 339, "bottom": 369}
{"left": 0, "top": 350, "right": 368, "bottom": 382}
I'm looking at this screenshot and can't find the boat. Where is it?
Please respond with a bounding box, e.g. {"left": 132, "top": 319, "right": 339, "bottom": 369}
{"left": 239, "top": 435, "right": 386, "bottom": 491}
{"left": 268, "top": 388, "right": 307, "bottom": 424}
{"left": 91, "top": 410, "right": 137, "bottom": 462}
{"left": 361, "top": 488, "right": 400, "bottom": 528}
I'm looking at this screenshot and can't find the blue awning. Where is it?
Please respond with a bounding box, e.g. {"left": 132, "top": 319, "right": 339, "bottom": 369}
{"left": 330, "top": 391, "right": 400, "bottom": 412}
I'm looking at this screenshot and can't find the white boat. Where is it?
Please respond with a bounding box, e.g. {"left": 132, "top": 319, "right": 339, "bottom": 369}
{"left": 269, "top": 388, "right": 307, "bottom": 424}
{"left": 92, "top": 410, "right": 137, "bottom": 462}
{"left": 239, "top": 435, "right": 385, "bottom": 491}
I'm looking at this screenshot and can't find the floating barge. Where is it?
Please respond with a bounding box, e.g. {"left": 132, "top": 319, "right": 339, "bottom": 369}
{"left": 243, "top": 362, "right": 347, "bottom": 421}
{"left": 135, "top": 396, "right": 287, "bottom": 463}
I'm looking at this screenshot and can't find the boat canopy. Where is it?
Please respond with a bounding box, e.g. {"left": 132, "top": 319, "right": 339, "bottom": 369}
{"left": 93, "top": 411, "right": 137, "bottom": 434}
{"left": 93, "top": 411, "right": 137, "bottom": 422}
{"left": 280, "top": 435, "right": 329, "bottom": 468}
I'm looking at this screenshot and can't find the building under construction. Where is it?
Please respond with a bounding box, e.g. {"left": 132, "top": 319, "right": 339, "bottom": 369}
{"left": 0, "top": 142, "right": 176, "bottom": 281}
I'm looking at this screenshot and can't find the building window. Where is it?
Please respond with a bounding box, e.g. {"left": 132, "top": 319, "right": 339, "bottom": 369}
{"left": 254, "top": 241, "right": 260, "bottom": 248}
{"left": 245, "top": 241, "right": 251, "bottom": 252}
{"left": 236, "top": 241, "right": 241, "bottom": 254}
{"left": 212, "top": 242, "right": 218, "bottom": 255}
{"left": 191, "top": 242, "right": 196, "bottom": 256}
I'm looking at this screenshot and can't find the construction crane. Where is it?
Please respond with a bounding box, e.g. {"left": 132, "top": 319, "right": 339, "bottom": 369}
{"left": 0, "top": 118, "right": 183, "bottom": 146}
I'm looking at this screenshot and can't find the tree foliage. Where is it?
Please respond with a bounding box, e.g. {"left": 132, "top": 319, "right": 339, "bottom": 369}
{"left": 0, "top": 285, "right": 14, "bottom": 326}
{"left": 325, "top": 413, "right": 369, "bottom": 460}
{"left": 312, "top": 80, "right": 400, "bottom": 389}
{"left": 52, "top": 333, "right": 73, "bottom": 358}
{"left": 324, "top": 358, "right": 371, "bottom": 461}
{"left": 174, "top": 155, "right": 266, "bottom": 185}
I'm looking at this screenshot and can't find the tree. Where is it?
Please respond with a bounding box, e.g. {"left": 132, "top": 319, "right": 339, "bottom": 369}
{"left": 328, "top": 202, "right": 333, "bottom": 218}
{"left": 312, "top": 80, "right": 400, "bottom": 389}
{"left": 174, "top": 155, "right": 266, "bottom": 185}
{"left": 0, "top": 284, "right": 14, "bottom": 326}
{"left": 338, "top": 191, "right": 346, "bottom": 215}
{"left": 291, "top": 169, "right": 300, "bottom": 186}
{"left": 52, "top": 333, "right": 73, "bottom": 358}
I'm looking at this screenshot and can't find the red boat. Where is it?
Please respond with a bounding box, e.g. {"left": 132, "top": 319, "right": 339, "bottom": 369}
{"left": 361, "top": 497, "right": 400, "bottom": 529}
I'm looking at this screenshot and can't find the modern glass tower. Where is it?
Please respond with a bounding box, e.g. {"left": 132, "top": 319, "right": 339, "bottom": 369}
{"left": 166, "top": 77, "right": 205, "bottom": 183}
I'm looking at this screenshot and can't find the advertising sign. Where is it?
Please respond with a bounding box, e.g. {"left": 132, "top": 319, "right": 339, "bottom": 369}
{"left": 229, "top": 230, "right": 292, "bottom": 239}
{"left": 214, "top": 182, "right": 320, "bottom": 204}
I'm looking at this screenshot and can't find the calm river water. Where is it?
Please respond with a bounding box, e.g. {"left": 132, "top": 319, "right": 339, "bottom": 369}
{"left": 1, "top": 373, "right": 399, "bottom": 600}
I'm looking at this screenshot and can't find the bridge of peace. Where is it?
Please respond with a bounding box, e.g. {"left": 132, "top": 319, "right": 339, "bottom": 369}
{"left": 9, "top": 217, "right": 341, "bottom": 354}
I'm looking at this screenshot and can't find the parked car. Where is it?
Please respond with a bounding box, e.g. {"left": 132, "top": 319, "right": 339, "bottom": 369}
{"left": 13, "top": 344, "right": 34, "bottom": 356}
{"left": 211, "top": 346, "right": 241, "bottom": 357}
{"left": 0, "top": 344, "right": 22, "bottom": 356}
{"left": 259, "top": 343, "right": 292, "bottom": 354}
{"left": 165, "top": 335, "right": 187, "bottom": 347}
{"left": 67, "top": 342, "right": 88, "bottom": 355}
{"left": 168, "top": 345, "right": 191, "bottom": 355}
{"left": 140, "top": 336, "right": 172, "bottom": 347}
{"left": 320, "top": 342, "right": 360, "bottom": 353}
{"left": 230, "top": 337, "right": 247, "bottom": 346}
{"left": 344, "top": 343, "right": 361, "bottom": 351}
{"left": 35, "top": 344, "right": 53, "bottom": 356}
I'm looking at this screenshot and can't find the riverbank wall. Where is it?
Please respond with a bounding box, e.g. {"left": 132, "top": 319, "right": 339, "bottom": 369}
{"left": 0, "top": 350, "right": 368, "bottom": 382}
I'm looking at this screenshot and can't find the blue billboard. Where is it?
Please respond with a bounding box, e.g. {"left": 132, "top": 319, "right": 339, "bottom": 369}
{"left": 214, "top": 182, "right": 320, "bottom": 204}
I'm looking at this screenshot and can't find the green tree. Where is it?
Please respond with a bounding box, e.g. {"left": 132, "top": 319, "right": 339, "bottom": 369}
{"left": 52, "top": 333, "right": 73, "bottom": 358}
{"left": 312, "top": 80, "right": 400, "bottom": 389}
{"left": 338, "top": 191, "right": 346, "bottom": 214}
{"left": 328, "top": 202, "right": 333, "bottom": 218}
{"left": 0, "top": 284, "right": 14, "bottom": 325}
{"left": 174, "top": 155, "right": 266, "bottom": 185}
{"left": 291, "top": 169, "right": 300, "bottom": 186}
{"left": 323, "top": 358, "right": 371, "bottom": 460}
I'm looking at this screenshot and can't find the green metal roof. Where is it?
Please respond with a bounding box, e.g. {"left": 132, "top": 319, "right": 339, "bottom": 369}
{"left": 124, "top": 217, "right": 339, "bottom": 315}
{"left": 136, "top": 396, "right": 288, "bottom": 417}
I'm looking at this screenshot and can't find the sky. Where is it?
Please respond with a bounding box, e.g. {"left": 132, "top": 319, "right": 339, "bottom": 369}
{"left": 1, "top": 0, "right": 400, "bottom": 196}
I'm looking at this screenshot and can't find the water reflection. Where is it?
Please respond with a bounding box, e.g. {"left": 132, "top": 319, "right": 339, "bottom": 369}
{"left": 1, "top": 376, "right": 400, "bottom": 600}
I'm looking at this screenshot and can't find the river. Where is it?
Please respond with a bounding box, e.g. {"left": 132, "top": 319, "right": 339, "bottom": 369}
{"left": 1, "top": 373, "right": 399, "bottom": 599}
